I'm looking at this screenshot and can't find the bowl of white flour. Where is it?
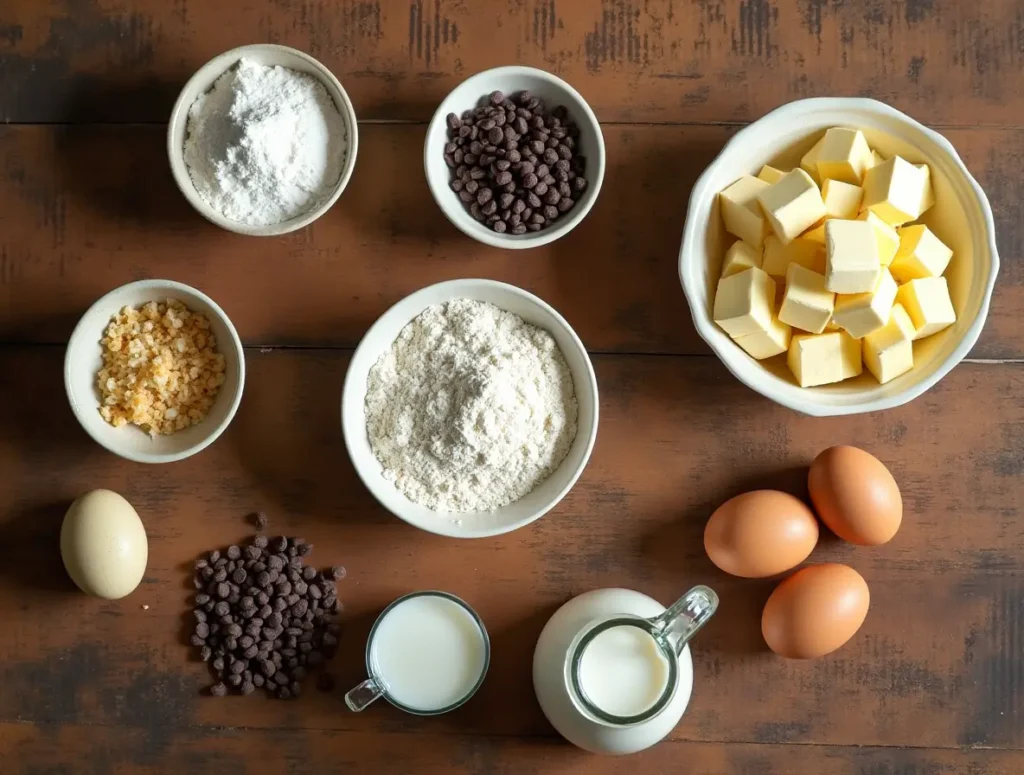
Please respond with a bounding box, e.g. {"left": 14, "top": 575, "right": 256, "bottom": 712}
{"left": 341, "top": 279, "right": 599, "bottom": 538}
{"left": 168, "top": 44, "right": 358, "bottom": 236}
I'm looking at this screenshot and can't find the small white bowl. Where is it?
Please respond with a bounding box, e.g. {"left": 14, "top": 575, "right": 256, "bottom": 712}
{"left": 679, "top": 97, "right": 1000, "bottom": 416}
{"left": 341, "top": 279, "right": 599, "bottom": 538}
{"left": 65, "top": 280, "right": 246, "bottom": 464}
{"left": 167, "top": 44, "right": 359, "bottom": 236}
{"left": 424, "top": 66, "right": 605, "bottom": 249}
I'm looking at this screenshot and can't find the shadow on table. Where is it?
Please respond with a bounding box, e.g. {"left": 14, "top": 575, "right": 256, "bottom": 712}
{"left": 0, "top": 500, "right": 78, "bottom": 597}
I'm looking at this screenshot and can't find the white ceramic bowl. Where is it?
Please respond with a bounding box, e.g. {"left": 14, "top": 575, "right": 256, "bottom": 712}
{"left": 424, "top": 66, "right": 605, "bottom": 249}
{"left": 341, "top": 279, "right": 599, "bottom": 538}
{"left": 65, "top": 280, "right": 246, "bottom": 463}
{"left": 679, "top": 98, "right": 999, "bottom": 416}
{"left": 167, "top": 44, "right": 359, "bottom": 236}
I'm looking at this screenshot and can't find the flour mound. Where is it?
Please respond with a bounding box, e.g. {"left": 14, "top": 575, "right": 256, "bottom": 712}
{"left": 365, "top": 300, "right": 579, "bottom": 513}
{"left": 184, "top": 58, "right": 347, "bottom": 226}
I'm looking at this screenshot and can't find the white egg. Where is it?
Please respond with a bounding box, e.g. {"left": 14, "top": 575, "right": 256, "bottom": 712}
{"left": 60, "top": 489, "right": 148, "bottom": 600}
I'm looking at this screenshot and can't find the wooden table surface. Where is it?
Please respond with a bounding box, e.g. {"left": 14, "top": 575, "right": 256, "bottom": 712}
{"left": 2, "top": 1, "right": 1022, "bottom": 773}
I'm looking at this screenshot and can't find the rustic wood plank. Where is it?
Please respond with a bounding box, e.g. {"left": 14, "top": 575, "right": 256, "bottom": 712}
{"left": 2, "top": 722, "right": 1023, "bottom": 775}
{"left": 0, "top": 124, "right": 1019, "bottom": 357}
{"left": 3, "top": 0, "right": 1024, "bottom": 126}
{"left": 1, "top": 348, "right": 1020, "bottom": 750}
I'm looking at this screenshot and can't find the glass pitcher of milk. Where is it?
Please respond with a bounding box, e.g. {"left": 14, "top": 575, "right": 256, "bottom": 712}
{"left": 533, "top": 586, "right": 718, "bottom": 755}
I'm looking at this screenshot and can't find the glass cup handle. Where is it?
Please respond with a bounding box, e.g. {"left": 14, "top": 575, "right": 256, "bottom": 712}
{"left": 650, "top": 585, "right": 719, "bottom": 657}
{"left": 345, "top": 677, "right": 386, "bottom": 712}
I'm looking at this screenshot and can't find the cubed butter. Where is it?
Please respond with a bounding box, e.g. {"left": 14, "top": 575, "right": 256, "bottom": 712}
{"left": 869, "top": 150, "right": 885, "bottom": 167}
{"left": 858, "top": 210, "right": 900, "bottom": 265}
{"left": 863, "top": 304, "right": 916, "bottom": 384}
{"left": 861, "top": 156, "right": 930, "bottom": 226}
{"left": 825, "top": 219, "right": 882, "bottom": 293}
{"left": 762, "top": 235, "right": 826, "bottom": 276}
{"left": 778, "top": 263, "right": 835, "bottom": 334}
{"left": 832, "top": 268, "right": 898, "bottom": 339}
{"left": 889, "top": 224, "right": 953, "bottom": 282}
{"left": 802, "top": 218, "right": 827, "bottom": 244}
{"left": 758, "top": 165, "right": 786, "bottom": 184}
{"left": 757, "top": 169, "right": 828, "bottom": 245}
{"left": 787, "top": 331, "right": 860, "bottom": 387}
{"left": 896, "top": 276, "right": 957, "bottom": 339}
{"left": 821, "top": 178, "right": 864, "bottom": 219}
{"left": 816, "top": 127, "right": 874, "bottom": 184}
{"left": 713, "top": 267, "right": 776, "bottom": 338}
{"left": 734, "top": 314, "right": 792, "bottom": 359}
{"left": 916, "top": 163, "right": 935, "bottom": 215}
{"left": 722, "top": 240, "right": 763, "bottom": 277}
{"left": 801, "top": 136, "right": 826, "bottom": 183}
{"left": 720, "top": 176, "right": 770, "bottom": 249}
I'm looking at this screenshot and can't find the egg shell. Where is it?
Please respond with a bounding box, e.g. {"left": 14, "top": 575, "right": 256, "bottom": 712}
{"left": 761, "top": 563, "right": 870, "bottom": 659}
{"left": 808, "top": 446, "right": 902, "bottom": 546}
{"left": 60, "top": 489, "right": 148, "bottom": 600}
{"left": 704, "top": 490, "right": 820, "bottom": 578}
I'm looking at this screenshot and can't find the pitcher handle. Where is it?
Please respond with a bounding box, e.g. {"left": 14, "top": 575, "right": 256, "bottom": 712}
{"left": 650, "top": 585, "right": 719, "bottom": 657}
{"left": 345, "top": 677, "right": 386, "bottom": 712}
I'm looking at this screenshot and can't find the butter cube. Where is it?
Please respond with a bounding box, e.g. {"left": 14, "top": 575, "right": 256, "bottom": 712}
{"left": 720, "top": 176, "right": 770, "bottom": 248}
{"left": 722, "top": 240, "right": 763, "bottom": 277}
{"left": 863, "top": 304, "right": 916, "bottom": 384}
{"left": 778, "top": 263, "right": 835, "bottom": 334}
{"left": 825, "top": 219, "right": 882, "bottom": 293}
{"left": 821, "top": 179, "right": 864, "bottom": 219}
{"left": 916, "top": 163, "right": 935, "bottom": 215}
{"left": 801, "top": 136, "right": 826, "bottom": 183}
{"left": 832, "top": 268, "right": 898, "bottom": 339}
{"left": 896, "top": 276, "right": 957, "bottom": 339}
{"left": 713, "top": 267, "right": 776, "bottom": 338}
{"left": 889, "top": 224, "right": 952, "bottom": 282}
{"left": 788, "top": 331, "right": 860, "bottom": 387}
{"left": 858, "top": 210, "right": 900, "bottom": 265}
{"left": 758, "top": 165, "right": 786, "bottom": 184}
{"left": 735, "top": 314, "right": 792, "bottom": 359}
{"left": 802, "top": 218, "right": 827, "bottom": 244}
{"left": 869, "top": 150, "right": 885, "bottom": 167}
{"left": 816, "top": 128, "right": 874, "bottom": 184}
{"left": 757, "top": 169, "right": 828, "bottom": 244}
{"left": 762, "top": 235, "right": 826, "bottom": 276}
{"left": 861, "top": 156, "right": 930, "bottom": 226}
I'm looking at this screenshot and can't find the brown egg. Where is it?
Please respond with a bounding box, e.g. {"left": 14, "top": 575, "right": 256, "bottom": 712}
{"left": 761, "top": 563, "right": 870, "bottom": 658}
{"left": 704, "top": 490, "right": 819, "bottom": 578}
{"left": 808, "top": 446, "right": 902, "bottom": 546}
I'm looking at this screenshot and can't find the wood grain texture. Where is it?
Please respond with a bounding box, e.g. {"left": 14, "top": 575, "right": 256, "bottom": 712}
{"left": 1, "top": 349, "right": 1021, "bottom": 758}
{"left": 3, "top": 0, "right": 1024, "bottom": 126}
{"left": 0, "top": 123, "right": 1020, "bottom": 358}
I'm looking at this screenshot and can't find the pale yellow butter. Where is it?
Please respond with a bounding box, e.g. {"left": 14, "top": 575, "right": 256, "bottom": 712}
{"left": 821, "top": 178, "right": 864, "bottom": 219}
{"left": 916, "top": 163, "right": 935, "bottom": 215}
{"left": 858, "top": 210, "right": 900, "bottom": 266}
{"left": 735, "top": 314, "right": 792, "bottom": 359}
{"left": 762, "top": 235, "right": 826, "bottom": 276}
{"left": 863, "top": 304, "right": 916, "bottom": 384}
{"left": 869, "top": 149, "right": 885, "bottom": 167}
{"left": 896, "top": 276, "right": 957, "bottom": 339}
{"left": 816, "top": 128, "right": 874, "bottom": 184}
{"left": 800, "top": 136, "right": 826, "bottom": 184}
{"left": 722, "top": 240, "right": 763, "bottom": 277}
{"left": 788, "top": 331, "right": 859, "bottom": 387}
{"left": 861, "top": 156, "right": 929, "bottom": 226}
{"left": 832, "top": 268, "right": 898, "bottom": 339}
{"left": 825, "top": 219, "right": 882, "bottom": 293}
{"left": 758, "top": 165, "right": 786, "bottom": 184}
{"left": 889, "top": 224, "right": 953, "bottom": 282}
{"left": 720, "top": 176, "right": 770, "bottom": 249}
{"left": 757, "top": 169, "right": 828, "bottom": 245}
{"left": 713, "top": 267, "right": 776, "bottom": 338}
{"left": 778, "top": 263, "right": 835, "bottom": 334}
{"left": 802, "top": 218, "right": 827, "bottom": 244}
{"left": 839, "top": 331, "right": 863, "bottom": 379}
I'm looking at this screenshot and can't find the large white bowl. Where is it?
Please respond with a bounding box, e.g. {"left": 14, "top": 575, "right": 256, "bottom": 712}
{"left": 424, "top": 66, "right": 605, "bottom": 250}
{"left": 168, "top": 44, "right": 359, "bottom": 236}
{"left": 341, "top": 280, "right": 599, "bottom": 538}
{"left": 679, "top": 98, "right": 999, "bottom": 416}
{"left": 65, "top": 280, "right": 245, "bottom": 463}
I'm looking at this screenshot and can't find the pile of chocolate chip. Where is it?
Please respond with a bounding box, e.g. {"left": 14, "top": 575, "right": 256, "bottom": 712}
{"left": 189, "top": 515, "right": 344, "bottom": 699}
{"left": 444, "top": 90, "right": 588, "bottom": 234}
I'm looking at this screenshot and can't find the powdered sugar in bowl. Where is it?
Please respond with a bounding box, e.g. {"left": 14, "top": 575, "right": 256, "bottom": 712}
{"left": 168, "top": 44, "right": 358, "bottom": 236}
{"left": 342, "top": 280, "right": 599, "bottom": 539}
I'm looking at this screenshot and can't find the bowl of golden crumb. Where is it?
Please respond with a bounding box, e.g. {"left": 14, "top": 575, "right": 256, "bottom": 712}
{"left": 65, "top": 280, "right": 245, "bottom": 463}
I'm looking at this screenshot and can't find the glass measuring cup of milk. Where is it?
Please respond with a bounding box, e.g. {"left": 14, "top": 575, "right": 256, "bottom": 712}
{"left": 533, "top": 585, "right": 718, "bottom": 754}
{"left": 345, "top": 591, "right": 490, "bottom": 715}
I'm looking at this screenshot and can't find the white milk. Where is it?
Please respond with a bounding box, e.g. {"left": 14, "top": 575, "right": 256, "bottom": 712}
{"left": 578, "top": 625, "right": 671, "bottom": 717}
{"left": 371, "top": 594, "right": 487, "bottom": 711}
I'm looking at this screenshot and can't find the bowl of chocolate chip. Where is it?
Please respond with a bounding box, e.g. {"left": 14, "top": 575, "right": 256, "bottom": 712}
{"left": 424, "top": 66, "right": 606, "bottom": 249}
